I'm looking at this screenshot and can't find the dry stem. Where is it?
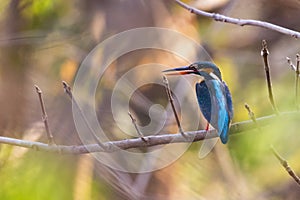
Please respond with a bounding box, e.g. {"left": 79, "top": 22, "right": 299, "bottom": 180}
{"left": 35, "top": 85, "right": 55, "bottom": 145}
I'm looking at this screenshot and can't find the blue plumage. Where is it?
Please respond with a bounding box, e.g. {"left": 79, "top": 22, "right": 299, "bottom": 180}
{"left": 196, "top": 79, "right": 232, "bottom": 144}
{"left": 163, "top": 61, "right": 233, "bottom": 144}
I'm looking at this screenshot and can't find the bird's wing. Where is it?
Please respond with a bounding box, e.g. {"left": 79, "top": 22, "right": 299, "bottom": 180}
{"left": 197, "top": 80, "right": 219, "bottom": 158}
{"left": 195, "top": 81, "right": 212, "bottom": 123}
{"left": 203, "top": 80, "right": 230, "bottom": 144}
{"left": 198, "top": 80, "right": 232, "bottom": 157}
{"left": 223, "top": 81, "right": 233, "bottom": 120}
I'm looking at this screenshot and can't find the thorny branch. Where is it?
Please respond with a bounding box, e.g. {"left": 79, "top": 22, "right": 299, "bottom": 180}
{"left": 174, "top": 0, "right": 300, "bottom": 38}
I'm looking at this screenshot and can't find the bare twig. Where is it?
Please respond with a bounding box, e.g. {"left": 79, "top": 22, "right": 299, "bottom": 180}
{"left": 261, "top": 40, "right": 279, "bottom": 115}
{"left": 0, "top": 111, "right": 298, "bottom": 154}
{"left": 296, "top": 54, "right": 300, "bottom": 109}
{"left": 297, "top": 54, "right": 300, "bottom": 71}
{"left": 286, "top": 57, "right": 296, "bottom": 71}
{"left": 244, "top": 103, "right": 261, "bottom": 132}
{"left": 62, "top": 81, "right": 106, "bottom": 149}
{"left": 128, "top": 112, "right": 147, "bottom": 142}
{"left": 244, "top": 103, "right": 257, "bottom": 124}
{"left": 286, "top": 55, "right": 300, "bottom": 109}
{"left": 62, "top": 81, "right": 73, "bottom": 99}
{"left": 35, "top": 85, "right": 55, "bottom": 145}
{"left": 174, "top": 0, "right": 300, "bottom": 38}
{"left": 162, "top": 75, "right": 186, "bottom": 138}
{"left": 271, "top": 146, "right": 300, "bottom": 186}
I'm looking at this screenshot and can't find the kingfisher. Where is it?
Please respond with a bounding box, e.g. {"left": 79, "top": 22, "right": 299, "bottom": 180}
{"left": 163, "top": 61, "right": 233, "bottom": 144}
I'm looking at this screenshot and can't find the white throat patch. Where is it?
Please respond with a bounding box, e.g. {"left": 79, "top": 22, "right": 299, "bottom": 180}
{"left": 209, "top": 72, "right": 221, "bottom": 81}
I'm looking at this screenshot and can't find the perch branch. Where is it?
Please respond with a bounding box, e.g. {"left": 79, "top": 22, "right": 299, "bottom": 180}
{"left": 162, "top": 75, "right": 186, "bottom": 138}
{"left": 271, "top": 146, "right": 300, "bottom": 186}
{"left": 35, "top": 85, "right": 55, "bottom": 145}
{"left": 62, "top": 81, "right": 106, "bottom": 149}
{"left": 261, "top": 40, "right": 279, "bottom": 115}
{"left": 174, "top": 0, "right": 300, "bottom": 38}
{"left": 0, "top": 111, "right": 298, "bottom": 154}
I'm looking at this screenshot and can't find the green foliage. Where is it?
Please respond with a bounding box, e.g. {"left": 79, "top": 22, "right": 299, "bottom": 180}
{"left": 0, "top": 150, "right": 76, "bottom": 200}
{"left": 23, "top": 0, "right": 68, "bottom": 29}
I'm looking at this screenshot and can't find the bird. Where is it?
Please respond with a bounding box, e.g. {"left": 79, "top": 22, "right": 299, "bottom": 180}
{"left": 163, "top": 61, "right": 233, "bottom": 144}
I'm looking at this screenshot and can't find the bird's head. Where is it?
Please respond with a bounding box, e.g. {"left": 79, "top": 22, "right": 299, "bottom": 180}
{"left": 163, "top": 61, "right": 222, "bottom": 81}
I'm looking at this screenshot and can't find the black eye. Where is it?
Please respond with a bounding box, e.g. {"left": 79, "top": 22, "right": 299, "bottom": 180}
{"left": 190, "top": 65, "right": 197, "bottom": 70}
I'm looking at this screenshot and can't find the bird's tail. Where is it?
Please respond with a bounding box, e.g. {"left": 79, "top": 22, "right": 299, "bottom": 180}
{"left": 219, "top": 117, "right": 230, "bottom": 144}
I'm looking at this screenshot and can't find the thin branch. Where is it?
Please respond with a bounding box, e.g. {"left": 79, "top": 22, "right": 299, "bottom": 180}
{"left": 297, "top": 54, "right": 300, "bottom": 72}
{"left": 271, "top": 146, "right": 300, "bottom": 186}
{"left": 62, "top": 81, "right": 106, "bottom": 149}
{"left": 244, "top": 103, "right": 257, "bottom": 124}
{"left": 261, "top": 40, "right": 279, "bottom": 115}
{"left": 286, "top": 57, "right": 296, "bottom": 71}
{"left": 162, "top": 75, "right": 186, "bottom": 138}
{"left": 128, "top": 112, "right": 147, "bottom": 143}
{"left": 174, "top": 0, "right": 300, "bottom": 38}
{"left": 35, "top": 85, "right": 55, "bottom": 145}
{"left": 62, "top": 81, "right": 73, "bottom": 99}
{"left": 296, "top": 54, "right": 300, "bottom": 110}
{"left": 0, "top": 111, "right": 298, "bottom": 154}
{"left": 286, "top": 55, "right": 300, "bottom": 110}
{"left": 244, "top": 103, "right": 261, "bottom": 132}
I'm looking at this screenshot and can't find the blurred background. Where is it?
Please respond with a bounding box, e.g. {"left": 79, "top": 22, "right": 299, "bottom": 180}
{"left": 0, "top": 0, "right": 300, "bottom": 199}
